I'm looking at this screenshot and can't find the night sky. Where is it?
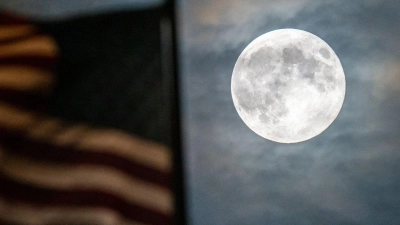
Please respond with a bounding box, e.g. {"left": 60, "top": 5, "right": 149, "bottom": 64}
{"left": 1, "top": 0, "right": 399, "bottom": 224}
{"left": 179, "top": 1, "right": 400, "bottom": 224}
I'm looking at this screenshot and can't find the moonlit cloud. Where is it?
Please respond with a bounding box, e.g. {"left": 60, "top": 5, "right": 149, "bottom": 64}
{"left": 187, "top": 0, "right": 315, "bottom": 26}
{"left": 373, "top": 60, "right": 400, "bottom": 99}
{"left": 180, "top": 0, "right": 322, "bottom": 53}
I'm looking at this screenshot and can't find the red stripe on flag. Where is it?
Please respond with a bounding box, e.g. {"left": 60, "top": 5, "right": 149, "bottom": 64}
{"left": 0, "top": 55, "right": 57, "bottom": 69}
{"left": 0, "top": 89, "right": 50, "bottom": 112}
{"left": 0, "top": 13, "right": 28, "bottom": 25}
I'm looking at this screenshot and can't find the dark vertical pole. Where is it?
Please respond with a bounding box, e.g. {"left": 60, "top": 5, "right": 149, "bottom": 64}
{"left": 162, "top": 0, "right": 187, "bottom": 224}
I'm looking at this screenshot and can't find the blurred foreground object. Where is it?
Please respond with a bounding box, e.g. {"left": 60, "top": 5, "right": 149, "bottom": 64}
{"left": 0, "top": 12, "right": 173, "bottom": 225}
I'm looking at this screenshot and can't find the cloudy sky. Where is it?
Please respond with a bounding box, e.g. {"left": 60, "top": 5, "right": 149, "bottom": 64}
{"left": 179, "top": 0, "right": 400, "bottom": 224}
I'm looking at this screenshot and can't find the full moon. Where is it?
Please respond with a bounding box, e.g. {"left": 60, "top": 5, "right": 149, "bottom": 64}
{"left": 231, "top": 29, "right": 346, "bottom": 143}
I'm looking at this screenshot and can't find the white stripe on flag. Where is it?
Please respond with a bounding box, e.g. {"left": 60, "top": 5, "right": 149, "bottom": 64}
{"left": 0, "top": 152, "right": 173, "bottom": 214}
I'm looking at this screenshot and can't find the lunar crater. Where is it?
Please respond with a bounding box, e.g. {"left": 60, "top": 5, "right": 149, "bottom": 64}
{"left": 319, "top": 48, "right": 331, "bottom": 59}
{"left": 282, "top": 46, "right": 305, "bottom": 64}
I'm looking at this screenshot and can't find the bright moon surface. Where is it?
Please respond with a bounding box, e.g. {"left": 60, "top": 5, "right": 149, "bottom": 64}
{"left": 231, "top": 29, "right": 346, "bottom": 143}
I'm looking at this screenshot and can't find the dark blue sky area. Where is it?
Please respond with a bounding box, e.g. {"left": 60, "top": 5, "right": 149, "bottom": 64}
{"left": 179, "top": 1, "right": 400, "bottom": 224}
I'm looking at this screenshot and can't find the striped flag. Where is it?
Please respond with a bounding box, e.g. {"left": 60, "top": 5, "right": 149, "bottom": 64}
{"left": 0, "top": 12, "right": 174, "bottom": 225}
